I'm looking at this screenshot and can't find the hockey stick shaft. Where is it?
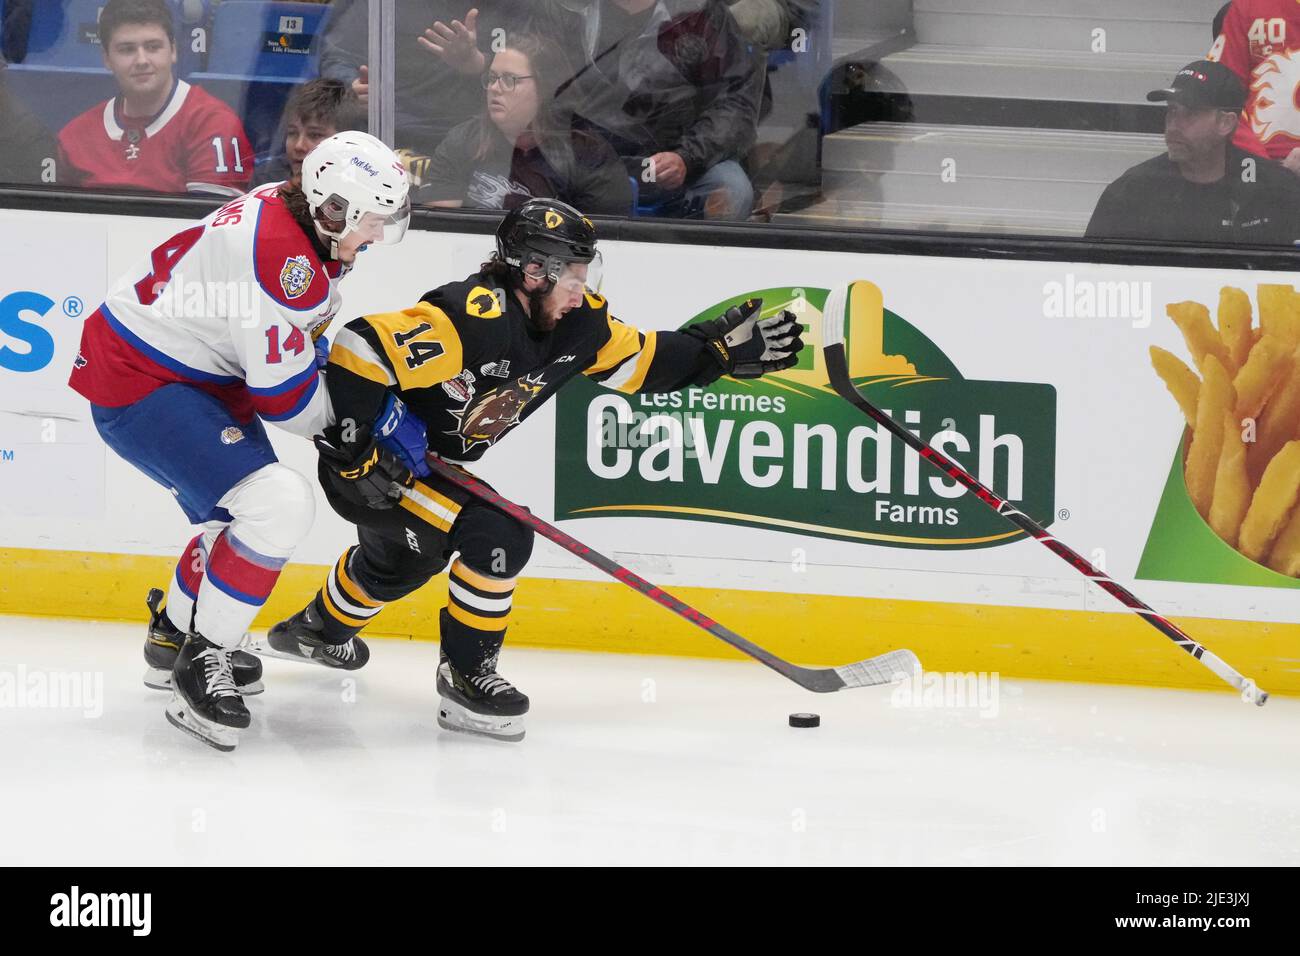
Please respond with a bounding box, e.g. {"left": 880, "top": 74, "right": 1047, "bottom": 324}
{"left": 821, "top": 341, "right": 1267, "bottom": 705}
{"left": 422, "top": 455, "right": 914, "bottom": 692}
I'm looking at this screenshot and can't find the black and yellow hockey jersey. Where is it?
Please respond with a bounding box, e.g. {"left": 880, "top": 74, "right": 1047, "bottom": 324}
{"left": 325, "top": 272, "right": 720, "bottom": 462}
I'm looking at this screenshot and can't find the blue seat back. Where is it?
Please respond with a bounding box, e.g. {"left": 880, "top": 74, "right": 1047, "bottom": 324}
{"left": 204, "top": 1, "right": 329, "bottom": 79}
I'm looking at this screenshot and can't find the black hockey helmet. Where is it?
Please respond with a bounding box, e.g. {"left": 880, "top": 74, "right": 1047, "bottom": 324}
{"left": 495, "top": 198, "right": 599, "bottom": 287}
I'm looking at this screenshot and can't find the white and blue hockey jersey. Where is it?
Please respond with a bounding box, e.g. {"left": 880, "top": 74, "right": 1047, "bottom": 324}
{"left": 70, "top": 182, "right": 349, "bottom": 436}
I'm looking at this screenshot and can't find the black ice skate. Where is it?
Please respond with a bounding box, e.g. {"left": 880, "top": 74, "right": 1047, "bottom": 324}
{"left": 436, "top": 653, "right": 529, "bottom": 742}
{"left": 254, "top": 602, "right": 370, "bottom": 670}
{"left": 144, "top": 589, "right": 264, "bottom": 694}
{"left": 165, "top": 633, "right": 251, "bottom": 752}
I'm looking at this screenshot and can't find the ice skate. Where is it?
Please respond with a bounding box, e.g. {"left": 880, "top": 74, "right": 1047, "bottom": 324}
{"left": 251, "top": 601, "right": 370, "bottom": 670}
{"left": 165, "top": 633, "right": 251, "bottom": 752}
{"left": 143, "top": 589, "right": 263, "bottom": 694}
{"left": 436, "top": 653, "right": 529, "bottom": 742}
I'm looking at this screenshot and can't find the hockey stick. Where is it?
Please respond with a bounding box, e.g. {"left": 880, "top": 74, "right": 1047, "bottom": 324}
{"left": 821, "top": 283, "right": 1268, "bottom": 705}
{"left": 423, "top": 455, "right": 921, "bottom": 693}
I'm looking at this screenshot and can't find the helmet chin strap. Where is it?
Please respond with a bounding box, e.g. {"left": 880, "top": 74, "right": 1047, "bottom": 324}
{"left": 314, "top": 222, "right": 343, "bottom": 260}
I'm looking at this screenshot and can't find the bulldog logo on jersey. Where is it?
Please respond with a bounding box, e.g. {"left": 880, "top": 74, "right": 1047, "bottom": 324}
{"left": 280, "top": 255, "right": 316, "bottom": 300}
{"left": 447, "top": 373, "right": 547, "bottom": 452}
{"left": 465, "top": 286, "right": 504, "bottom": 319}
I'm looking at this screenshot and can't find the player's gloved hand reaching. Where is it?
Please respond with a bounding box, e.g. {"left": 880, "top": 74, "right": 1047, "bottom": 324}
{"left": 686, "top": 298, "right": 804, "bottom": 379}
{"left": 315, "top": 422, "right": 410, "bottom": 510}
{"left": 373, "top": 392, "right": 432, "bottom": 478}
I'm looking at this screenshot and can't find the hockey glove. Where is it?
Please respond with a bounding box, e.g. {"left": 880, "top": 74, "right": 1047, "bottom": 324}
{"left": 373, "top": 392, "right": 432, "bottom": 478}
{"left": 684, "top": 298, "right": 804, "bottom": 379}
{"left": 315, "top": 423, "right": 410, "bottom": 510}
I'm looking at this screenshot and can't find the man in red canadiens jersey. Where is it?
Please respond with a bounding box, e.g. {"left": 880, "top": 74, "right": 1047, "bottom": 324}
{"left": 1209, "top": 0, "right": 1300, "bottom": 173}
{"left": 68, "top": 131, "right": 411, "bottom": 751}
{"left": 57, "top": 0, "right": 253, "bottom": 196}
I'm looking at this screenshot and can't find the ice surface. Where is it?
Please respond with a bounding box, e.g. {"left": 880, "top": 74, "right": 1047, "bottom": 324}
{"left": 0, "top": 616, "right": 1296, "bottom": 866}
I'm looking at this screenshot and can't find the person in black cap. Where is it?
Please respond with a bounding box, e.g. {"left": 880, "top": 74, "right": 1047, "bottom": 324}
{"left": 1086, "top": 60, "right": 1300, "bottom": 245}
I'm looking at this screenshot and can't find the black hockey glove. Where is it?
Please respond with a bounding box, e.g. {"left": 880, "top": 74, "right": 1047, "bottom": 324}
{"left": 684, "top": 298, "right": 804, "bottom": 379}
{"left": 315, "top": 423, "right": 410, "bottom": 510}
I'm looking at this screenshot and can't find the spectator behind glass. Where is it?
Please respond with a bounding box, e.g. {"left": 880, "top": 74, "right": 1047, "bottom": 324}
{"left": 1086, "top": 61, "right": 1300, "bottom": 245}
{"left": 321, "top": 1, "right": 574, "bottom": 160}
{"left": 407, "top": 36, "right": 632, "bottom": 215}
{"left": 562, "top": 0, "right": 763, "bottom": 220}
{"left": 252, "top": 78, "right": 367, "bottom": 186}
{"left": 0, "top": 53, "right": 56, "bottom": 184}
{"left": 56, "top": 0, "right": 252, "bottom": 196}
{"left": 1208, "top": 1, "right": 1300, "bottom": 176}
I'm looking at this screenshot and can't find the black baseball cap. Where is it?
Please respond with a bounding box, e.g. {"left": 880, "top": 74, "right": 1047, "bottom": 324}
{"left": 1147, "top": 60, "right": 1246, "bottom": 111}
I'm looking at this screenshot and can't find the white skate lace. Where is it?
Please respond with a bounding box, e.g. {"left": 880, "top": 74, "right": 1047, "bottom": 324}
{"left": 471, "top": 673, "right": 513, "bottom": 696}
{"left": 198, "top": 647, "right": 239, "bottom": 698}
{"left": 330, "top": 640, "right": 357, "bottom": 662}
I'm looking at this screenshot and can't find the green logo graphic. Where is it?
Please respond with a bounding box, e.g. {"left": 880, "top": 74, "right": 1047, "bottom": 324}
{"left": 554, "top": 286, "right": 1057, "bottom": 549}
{"left": 1137, "top": 435, "right": 1300, "bottom": 590}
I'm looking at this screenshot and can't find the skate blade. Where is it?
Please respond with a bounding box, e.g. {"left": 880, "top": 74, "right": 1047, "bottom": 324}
{"left": 244, "top": 637, "right": 318, "bottom": 665}
{"left": 164, "top": 696, "right": 239, "bottom": 752}
{"left": 144, "top": 668, "right": 264, "bottom": 696}
{"left": 437, "top": 700, "right": 525, "bottom": 742}
{"left": 245, "top": 638, "right": 363, "bottom": 672}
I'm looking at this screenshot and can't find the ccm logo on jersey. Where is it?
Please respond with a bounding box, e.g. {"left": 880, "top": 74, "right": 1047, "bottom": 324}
{"left": 280, "top": 255, "right": 316, "bottom": 299}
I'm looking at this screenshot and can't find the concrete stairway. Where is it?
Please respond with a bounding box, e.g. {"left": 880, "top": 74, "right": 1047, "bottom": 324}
{"left": 788, "top": 0, "right": 1226, "bottom": 236}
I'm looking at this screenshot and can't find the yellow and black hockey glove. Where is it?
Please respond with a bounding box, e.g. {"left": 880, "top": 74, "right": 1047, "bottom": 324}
{"left": 685, "top": 298, "right": 804, "bottom": 379}
{"left": 315, "top": 422, "right": 410, "bottom": 510}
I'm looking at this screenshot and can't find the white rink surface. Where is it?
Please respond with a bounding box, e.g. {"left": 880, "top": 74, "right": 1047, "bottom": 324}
{"left": 0, "top": 616, "right": 1297, "bottom": 866}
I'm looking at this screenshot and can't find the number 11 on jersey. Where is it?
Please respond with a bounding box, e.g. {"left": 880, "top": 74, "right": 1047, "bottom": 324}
{"left": 211, "top": 137, "right": 245, "bottom": 174}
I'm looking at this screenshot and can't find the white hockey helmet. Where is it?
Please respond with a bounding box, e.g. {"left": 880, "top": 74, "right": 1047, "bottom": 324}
{"left": 301, "top": 130, "right": 411, "bottom": 252}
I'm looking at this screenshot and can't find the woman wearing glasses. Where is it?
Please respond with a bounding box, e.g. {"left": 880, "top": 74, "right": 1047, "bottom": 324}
{"left": 407, "top": 34, "right": 632, "bottom": 215}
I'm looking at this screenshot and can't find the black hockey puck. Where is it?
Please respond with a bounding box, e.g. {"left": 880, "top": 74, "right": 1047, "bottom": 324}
{"left": 789, "top": 713, "right": 820, "bottom": 728}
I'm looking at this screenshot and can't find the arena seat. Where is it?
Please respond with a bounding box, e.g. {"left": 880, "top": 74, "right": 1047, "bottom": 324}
{"left": 200, "top": 0, "right": 330, "bottom": 80}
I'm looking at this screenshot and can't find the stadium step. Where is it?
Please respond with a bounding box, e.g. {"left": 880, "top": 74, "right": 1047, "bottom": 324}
{"left": 912, "top": 0, "right": 1225, "bottom": 56}
{"left": 823, "top": 123, "right": 1164, "bottom": 187}
{"left": 803, "top": 122, "right": 1166, "bottom": 233}
{"left": 772, "top": 196, "right": 1092, "bottom": 237}
{"left": 872, "top": 45, "right": 1195, "bottom": 107}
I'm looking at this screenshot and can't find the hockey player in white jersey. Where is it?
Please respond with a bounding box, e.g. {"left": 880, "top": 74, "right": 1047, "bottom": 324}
{"left": 68, "top": 131, "right": 411, "bottom": 750}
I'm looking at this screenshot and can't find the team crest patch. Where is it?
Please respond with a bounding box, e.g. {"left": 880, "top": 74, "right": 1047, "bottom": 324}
{"left": 279, "top": 255, "right": 316, "bottom": 300}
{"left": 544, "top": 211, "right": 563, "bottom": 229}
{"left": 220, "top": 427, "right": 244, "bottom": 445}
{"left": 465, "top": 285, "right": 503, "bottom": 319}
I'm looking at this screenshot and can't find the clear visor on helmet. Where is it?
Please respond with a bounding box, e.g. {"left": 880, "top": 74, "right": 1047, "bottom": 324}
{"left": 522, "top": 249, "right": 603, "bottom": 295}
{"left": 350, "top": 194, "right": 411, "bottom": 246}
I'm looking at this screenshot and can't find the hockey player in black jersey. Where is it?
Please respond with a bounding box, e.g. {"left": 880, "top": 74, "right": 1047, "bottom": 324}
{"left": 265, "top": 198, "right": 803, "bottom": 740}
